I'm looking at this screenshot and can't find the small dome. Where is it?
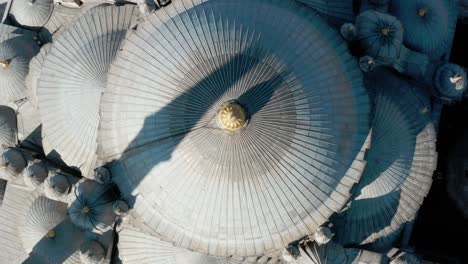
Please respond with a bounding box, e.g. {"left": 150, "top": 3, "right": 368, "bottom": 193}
{"left": 37, "top": 4, "right": 138, "bottom": 177}
{"left": 93, "top": 167, "right": 111, "bottom": 185}
{"left": 359, "top": 56, "right": 377, "bottom": 72}
{"left": 99, "top": 0, "right": 371, "bottom": 256}
{"left": 355, "top": 10, "right": 404, "bottom": 63}
{"left": 390, "top": 0, "right": 458, "bottom": 59}
{"left": 26, "top": 44, "right": 51, "bottom": 109}
{"left": 340, "top": 23, "right": 357, "bottom": 41}
{"left": 68, "top": 180, "right": 116, "bottom": 231}
{"left": 0, "top": 148, "right": 26, "bottom": 180}
{"left": 333, "top": 70, "right": 437, "bottom": 247}
{"left": 79, "top": 239, "right": 106, "bottom": 264}
{"left": 296, "top": 0, "right": 356, "bottom": 25}
{"left": 0, "top": 105, "right": 17, "bottom": 150}
{"left": 18, "top": 195, "right": 67, "bottom": 253}
{"left": 44, "top": 172, "right": 71, "bottom": 200}
{"left": 112, "top": 200, "right": 129, "bottom": 217}
{"left": 1, "top": 34, "right": 40, "bottom": 102}
{"left": 117, "top": 224, "right": 245, "bottom": 264}
{"left": 23, "top": 161, "right": 49, "bottom": 188}
{"left": 433, "top": 63, "right": 467, "bottom": 101}
{"left": 9, "top": 0, "right": 54, "bottom": 27}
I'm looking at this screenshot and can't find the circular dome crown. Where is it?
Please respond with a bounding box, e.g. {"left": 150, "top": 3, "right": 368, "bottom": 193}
{"left": 18, "top": 195, "right": 68, "bottom": 253}
{"left": 0, "top": 148, "right": 26, "bottom": 180}
{"left": 37, "top": 5, "right": 138, "bottom": 177}
{"left": 44, "top": 172, "right": 71, "bottom": 200}
{"left": 9, "top": 0, "right": 54, "bottom": 27}
{"left": 23, "top": 161, "right": 49, "bottom": 188}
{"left": 0, "top": 105, "right": 17, "bottom": 150}
{"left": 434, "top": 63, "right": 467, "bottom": 101}
{"left": 355, "top": 10, "right": 404, "bottom": 63}
{"left": 79, "top": 240, "right": 106, "bottom": 264}
{"left": 68, "top": 180, "right": 116, "bottom": 231}
{"left": 99, "top": 0, "right": 370, "bottom": 257}
{"left": 390, "top": 0, "right": 458, "bottom": 59}
{"left": 1, "top": 34, "right": 40, "bottom": 102}
{"left": 333, "top": 70, "right": 437, "bottom": 247}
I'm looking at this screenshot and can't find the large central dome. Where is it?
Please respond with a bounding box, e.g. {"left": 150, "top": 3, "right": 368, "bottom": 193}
{"left": 99, "top": 0, "right": 370, "bottom": 257}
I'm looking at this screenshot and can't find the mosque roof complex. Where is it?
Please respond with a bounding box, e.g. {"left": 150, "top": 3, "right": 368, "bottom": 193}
{"left": 0, "top": 0, "right": 466, "bottom": 263}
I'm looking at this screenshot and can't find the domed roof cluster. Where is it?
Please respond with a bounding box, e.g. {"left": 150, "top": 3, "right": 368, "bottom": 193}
{"left": 0, "top": 0, "right": 463, "bottom": 262}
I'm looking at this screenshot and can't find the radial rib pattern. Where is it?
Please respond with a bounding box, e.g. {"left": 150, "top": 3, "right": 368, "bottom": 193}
{"left": 0, "top": 105, "right": 17, "bottom": 150}
{"left": 9, "top": 0, "right": 54, "bottom": 27}
{"left": 37, "top": 4, "right": 138, "bottom": 177}
{"left": 333, "top": 69, "right": 437, "bottom": 247}
{"left": 100, "top": 0, "right": 370, "bottom": 257}
{"left": 295, "top": 0, "right": 356, "bottom": 25}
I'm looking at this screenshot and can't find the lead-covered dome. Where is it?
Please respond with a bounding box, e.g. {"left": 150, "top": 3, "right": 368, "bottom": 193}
{"left": 332, "top": 70, "right": 437, "bottom": 249}
{"left": 9, "top": 0, "right": 54, "bottom": 27}
{"left": 37, "top": 4, "right": 138, "bottom": 177}
{"left": 100, "top": 0, "right": 370, "bottom": 257}
{"left": 0, "top": 105, "right": 17, "bottom": 150}
{"left": 433, "top": 63, "right": 467, "bottom": 101}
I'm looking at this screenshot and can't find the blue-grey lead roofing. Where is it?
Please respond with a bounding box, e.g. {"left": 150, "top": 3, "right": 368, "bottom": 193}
{"left": 99, "top": 0, "right": 370, "bottom": 257}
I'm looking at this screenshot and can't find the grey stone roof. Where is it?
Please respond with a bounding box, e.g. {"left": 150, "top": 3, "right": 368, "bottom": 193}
{"left": 9, "top": 0, "right": 54, "bottom": 27}
{"left": 100, "top": 0, "right": 370, "bottom": 257}
{"left": 332, "top": 69, "right": 437, "bottom": 249}
{"left": 36, "top": 4, "right": 138, "bottom": 178}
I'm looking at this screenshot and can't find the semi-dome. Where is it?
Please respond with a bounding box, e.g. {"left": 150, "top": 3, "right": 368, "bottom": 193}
{"left": 18, "top": 195, "right": 68, "bottom": 253}
{"left": 44, "top": 172, "right": 72, "bottom": 201}
{"left": 68, "top": 180, "right": 116, "bottom": 231}
{"left": 355, "top": 10, "right": 404, "bottom": 63}
{"left": 99, "top": 0, "right": 370, "bottom": 257}
{"left": 0, "top": 105, "right": 17, "bottom": 150}
{"left": 79, "top": 239, "right": 106, "bottom": 264}
{"left": 23, "top": 160, "right": 49, "bottom": 188}
{"left": 117, "top": 224, "right": 246, "bottom": 264}
{"left": 0, "top": 34, "right": 40, "bottom": 102}
{"left": 9, "top": 0, "right": 54, "bottom": 27}
{"left": 0, "top": 148, "right": 26, "bottom": 180}
{"left": 433, "top": 63, "right": 467, "bottom": 101}
{"left": 36, "top": 4, "right": 138, "bottom": 178}
{"left": 295, "top": 0, "right": 356, "bottom": 25}
{"left": 26, "top": 43, "right": 51, "bottom": 109}
{"left": 332, "top": 69, "right": 437, "bottom": 248}
{"left": 390, "top": 0, "right": 458, "bottom": 60}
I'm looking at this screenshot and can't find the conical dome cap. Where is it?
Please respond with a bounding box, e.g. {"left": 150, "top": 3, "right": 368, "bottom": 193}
{"left": 333, "top": 70, "right": 437, "bottom": 247}
{"left": 100, "top": 0, "right": 370, "bottom": 257}
{"left": 390, "top": 0, "right": 458, "bottom": 59}
{"left": 18, "top": 195, "right": 68, "bottom": 253}
{"left": 9, "top": 0, "right": 54, "bottom": 27}
{"left": 117, "top": 224, "right": 245, "bottom": 264}
{"left": 37, "top": 4, "right": 138, "bottom": 177}
{"left": 0, "top": 105, "right": 17, "bottom": 150}
{"left": 1, "top": 34, "right": 40, "bottom": 102}
{"left": 68, "top": 180, "right": 116, "bottom": 231}
{"left": 23, "top": 161, "right": 49, "bottom": 188}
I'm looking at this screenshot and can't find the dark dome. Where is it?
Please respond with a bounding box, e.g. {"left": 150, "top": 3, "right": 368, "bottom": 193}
{"left": 99, "top": 0, "right": 370, "bottom": 257}
{"left": 390, "top": 0, "right": 458, "bottom": 60}
{"left": 333, "top": 70, "right": 437, "bottom": 247}
{"left": 355, "top": 10, "right": 404, "bottom": 63}
{"left": 37, "top": 5, "right": 138, "bottom": 177}
{"left": 44, "top": 172, "right": 71, "bottom": 201}
{"left": 433, "top": 63, "right": 467, "bottom": 101}
{"left": 23, "top": 161, "right": 49, "bottom": 188}
{"left": 0, "top": 148, "right": 26, "bottom": 180}
{"left": 68, "top": 180, "right": 116, "bottom": 231}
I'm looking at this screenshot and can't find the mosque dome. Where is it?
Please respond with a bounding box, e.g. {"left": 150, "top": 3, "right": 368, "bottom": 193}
{"left": 0, "top": 105, "right": 17, "bottom": 150}
{"left": 355, "top": 10, "right": 404, "bottom": 64}
{"left": 0, "top": 148, "right": 26, "bottom": 180}
{"left": 68, "top": 180, "right": 116, "bottom": 231}
{"left": 117, "top": 224, "right": 249, "bottom": 264}
{"left": 23, "top": 160, "right": 49, "bottom": 188}
{"left": 99, "top": 0, "right": 370, "bottom": 257}
{"left": 433, "top": 63, "right": 467, "bottom": 101}
{"left": 0, "top": 34, "right": 40, "bottom": 102}
{"left": 9, "top": 0, "right": 54, "bottom": 27}
{"left": 44, "top": 172, "right": 72, "bottom": 201}
{"left": 79, "top": 239, "right": 106, "bottom": 264}
{"left": 36, "top": 4, "right": 138, "bottom": 177}
{"left": 18, "top": 195, "right": 68, "bottom": 253}
{"left": 332, "top": 69, "right": 437, "bottom": 248}
{"left": 390, "top": 0, "right": 458, "bottom": 60}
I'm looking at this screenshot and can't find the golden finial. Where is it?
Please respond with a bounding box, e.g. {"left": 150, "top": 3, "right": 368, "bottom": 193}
{"left": 82, "top": 206, "right": 91, "bottom": 214}
{"left": 418, "top": 7, "right": 428, "bottom": 17}
{"left": 0, "top": 60, "right": 9, "bottom": 68}
{"left": 217, "top": 102, "right": 247, "bottom": 131}
{"left": 381, "top": 27, "right": 390, "bottom": 36}
{"left": 45, "top": 230, "right": 56, "bottom": 239}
